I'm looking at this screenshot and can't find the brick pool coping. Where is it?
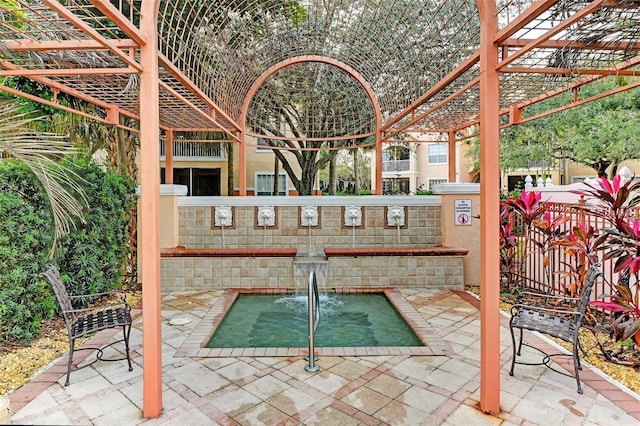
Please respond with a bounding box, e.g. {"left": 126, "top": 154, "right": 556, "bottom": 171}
{"left": 175, "top": 287, "right": 452, "bottom": 358}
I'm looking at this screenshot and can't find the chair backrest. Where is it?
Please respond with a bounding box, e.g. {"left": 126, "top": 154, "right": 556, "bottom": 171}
{"left": 577, "top": 263, "right": 601, "bottom": 323}
{"left": 41, "top": 265, "right": 74, "bottom": 316}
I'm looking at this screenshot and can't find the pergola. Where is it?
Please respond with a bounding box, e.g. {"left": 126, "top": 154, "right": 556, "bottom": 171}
{"left": 1, "top": 0, "right": 639, "bottom": 417}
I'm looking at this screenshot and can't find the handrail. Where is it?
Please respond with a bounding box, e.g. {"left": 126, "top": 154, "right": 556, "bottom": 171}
{"left": 305, "top": 270, "right": 320, "bottom": 372}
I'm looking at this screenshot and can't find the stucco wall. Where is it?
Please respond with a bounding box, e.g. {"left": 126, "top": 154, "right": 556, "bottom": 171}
{"left": 432, "top": 183, "right": 481, "bottom": 287}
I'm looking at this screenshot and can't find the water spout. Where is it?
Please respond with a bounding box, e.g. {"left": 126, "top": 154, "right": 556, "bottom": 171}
{"left": 344, "top": 206, "right": 362, "bottom": 248}
{"left": 301, "top": 206, "right": 318, "bottom": 254}
{"left": 294, "top": 253, "right": 328, "bottom": 295}
{"left": 387, "top": 206, "right": 405, "bottom": 247}
{"left": 214, "top": 206, "right": 232, "bottom": 248}
{"left": 257, "top": 206, "right": 275, "bottom": 248}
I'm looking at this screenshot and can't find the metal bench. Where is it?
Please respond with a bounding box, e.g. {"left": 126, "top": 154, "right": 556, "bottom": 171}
{"left": 509, "top": 263, "right": 601, "bottom": 393}
{"left": 41, "top": 265, "right": 133, "bottom": 386}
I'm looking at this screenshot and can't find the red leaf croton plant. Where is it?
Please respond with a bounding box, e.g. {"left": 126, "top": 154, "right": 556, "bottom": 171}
{"left": 573, "top": 175, "right": 640, "bottom": 344}
{"left": 500, "top": 189, "right": 549, "bottom": 291}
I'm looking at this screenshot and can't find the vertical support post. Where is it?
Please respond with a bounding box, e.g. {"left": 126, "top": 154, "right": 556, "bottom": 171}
{"left": 448, "top": 130, "right": 457, "bottom": 183}
{"left": 165, "top": 129, "right": 174, "bottom": 184}
{"left": 239, "top": 127, "right": 247, "bottom": 196}
{"left": 140, "top": 0, "right": 162, "bottom": 418}
{"left": 477, "top": 0, "right": 501, "bottom": 414}
{"left": 374, "top": 128, "right": 383, "bottom": 195}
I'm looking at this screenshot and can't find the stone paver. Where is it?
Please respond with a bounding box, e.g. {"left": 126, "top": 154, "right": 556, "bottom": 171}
{"left": 8, "top": 288, "right": 640, "bottom": 425}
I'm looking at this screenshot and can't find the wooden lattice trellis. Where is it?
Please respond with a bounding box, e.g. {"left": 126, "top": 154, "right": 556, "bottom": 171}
{"left": 0, "top": 1, "right": 638, "bottom": 145}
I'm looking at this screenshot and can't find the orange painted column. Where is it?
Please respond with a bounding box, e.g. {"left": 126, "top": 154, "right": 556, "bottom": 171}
{"left": 477, "top": 0, "right": 501, "bottom": 414}
{"left": 239, "top": 128, "right": 247, "bottom": 195}
{"left": 448, "top": 130, "right": 456, "bottom": 183}
{"left": 165, "top": 129, "right": 174, "bottom": 184}
{"left": 374, "top": 126, "right": 383, "bottom": 195}
{"left": 139, "top": 0, "right": 163, "bottom": 418}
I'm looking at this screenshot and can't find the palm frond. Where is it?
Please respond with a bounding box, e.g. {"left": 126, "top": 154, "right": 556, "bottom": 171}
{"left": 0, "top": 99, "right": 86, "bottom": 255}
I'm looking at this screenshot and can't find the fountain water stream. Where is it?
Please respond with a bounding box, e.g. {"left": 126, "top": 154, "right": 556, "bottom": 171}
{"left": 300, "top": 206, "right": 319, "bottom": 254}
{"left": 387, "top": 206, "right": 405, "bottom": 247}
{"left": 344, "top": 206, "right": 362, "bottom": 248}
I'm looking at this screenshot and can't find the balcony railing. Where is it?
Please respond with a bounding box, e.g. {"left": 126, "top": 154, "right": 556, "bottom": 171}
{"left": 160, "top": 141, "right": 225, "bottom": 159}
{"left": 527, "top": 159, "right": 556, "bottom": 169}
{"left": 382, "top": 159, "right": 410, "bottom": 172}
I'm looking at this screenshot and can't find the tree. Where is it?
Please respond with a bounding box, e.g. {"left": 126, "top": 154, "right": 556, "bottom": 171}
{"left": 563, "top": 107, "right": 640, "bottom": 177}
{"left": 247, "top": 62, "right": 375, "bottom": 195}
{"left": 496, "top": 78, "right": 640, "bottom": 178}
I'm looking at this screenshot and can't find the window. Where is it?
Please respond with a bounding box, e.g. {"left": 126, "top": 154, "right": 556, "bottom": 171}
{"left": 427, "top": 178, "right": 447, "bottom": 190}
{"left": 428, "top": 143, "right": 447, "bottom": 164}
{"left": 382, "top": 145, "right": 411, "bottom": 172}
{"left": 256, "top": 137, "right": 271, "bottom": 152}
{"left": 161, "top": 168, "right": 221, "bottom": 196}
{"left": 255, "top": 172, "right": 288, "bottom": 196}
{"left": 382, "top": 177, "right": 410, "bottom": 194}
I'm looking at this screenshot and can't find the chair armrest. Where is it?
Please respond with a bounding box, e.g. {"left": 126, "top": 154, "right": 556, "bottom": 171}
{"left": 69, "top": 290, "right": 127, "bottom": 299}
{"left": 63, "top": 300, "right": 131, "bottom": 316}
{"left": 511, "top": 303, "right": 579, "bottom": 317}
{"left": 69, "top": 290, "right": 129, "bottom": 306}
{"left": 518, "top": 291, "right": 580, "bottom": 303}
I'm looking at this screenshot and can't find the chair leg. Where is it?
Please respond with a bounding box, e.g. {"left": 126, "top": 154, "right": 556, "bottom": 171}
{"left": 575, "top": 338, "right": 583, "bottom": 371}
{"left": 572, "top": 339, "right": 583, "bottom": 394}
{"left": 123, "top": 324, "right": 133, "bottom": 372}
{"left": 509, "top": 322, "right": 518, "bottom": 376}
{"left": 65, "top": 338, "right": 75, "bottom": 386}
{"left": 572, "top": 350, "right": 583, "bottom": 394}
{"left": 516, "top": 328, "right": 524, "bottom": 355}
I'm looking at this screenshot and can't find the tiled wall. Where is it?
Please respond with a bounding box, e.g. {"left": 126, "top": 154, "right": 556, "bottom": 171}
{"left": 178, "top": 205, "right": 442, "bottom": 250}
{"left": 160, "top": 202, "right": 468, "bottom": 291}
{"left": 160, "top": 255, "right": 464, "bottom": 291}
{"left": 161, "top": 256, "right": 294, "bottom": 291}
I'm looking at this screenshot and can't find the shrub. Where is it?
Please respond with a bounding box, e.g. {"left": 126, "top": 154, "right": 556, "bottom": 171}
{"left": 0, "top": 161, "right": 56, "bottom": 341}
{"left": 0, "top": 158, "right": 137, "bottom": 341}
{"left": 56, "top": 159, "right": 137, "bottom": 303}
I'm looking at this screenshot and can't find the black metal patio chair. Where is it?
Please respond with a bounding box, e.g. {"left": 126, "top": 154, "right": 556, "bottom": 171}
{"left": 41, "top": 265, "right": 133, "bottom": 386}
{"left": 509, "top": 263, "right": 601, "bottom": 394}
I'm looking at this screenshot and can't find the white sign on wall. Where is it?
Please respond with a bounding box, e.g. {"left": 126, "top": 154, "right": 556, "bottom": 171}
{"left": 454, "top": 199, "right": 472, "bottom": 226}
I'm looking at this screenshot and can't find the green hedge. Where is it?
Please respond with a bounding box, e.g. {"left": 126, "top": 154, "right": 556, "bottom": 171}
{"left": 0, "top": 161, "right": 56, "bottom": 340}
{"left": 56, "top": 159, "right": 137, "bottom": 302}
{"left": 0, "top": 158, "right": 137, "bottom": 341}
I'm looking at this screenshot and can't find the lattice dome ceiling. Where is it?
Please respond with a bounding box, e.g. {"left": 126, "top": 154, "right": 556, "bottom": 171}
{"left": 0, "top": 1, "right": 639, "bottom": 143}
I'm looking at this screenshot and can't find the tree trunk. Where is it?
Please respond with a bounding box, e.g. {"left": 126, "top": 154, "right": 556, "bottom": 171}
{"left": 272, "top": 155, "right": 280, "bottom": 195}
{"left": 353, "top": 147, "right": 360, "bottom": 194}
{"left": 329, "top": 154, "right": 337, "bottom": 195}
{"left": 295, "top": 151, "right": 318, "bottom": 195}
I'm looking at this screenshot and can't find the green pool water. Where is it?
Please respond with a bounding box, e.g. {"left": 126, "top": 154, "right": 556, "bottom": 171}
{"left": 206, "top": 293, "right": 422, "bottom": 348}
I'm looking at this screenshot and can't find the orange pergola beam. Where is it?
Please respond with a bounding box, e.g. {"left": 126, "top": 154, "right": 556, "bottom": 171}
{"left": 477, "top": 0, "right": 501, "bottom": 414}
{"left": 139, "top": 0, "right": 163, "bottom": 418}
{"left": 41, "top": 0, "right": 142, "bottom": 71}
{"left": 448, "top": 131, "right": 456, "bottom": 183}
{"left": 165, "top": 129, "right": 174, "bottom": 184}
